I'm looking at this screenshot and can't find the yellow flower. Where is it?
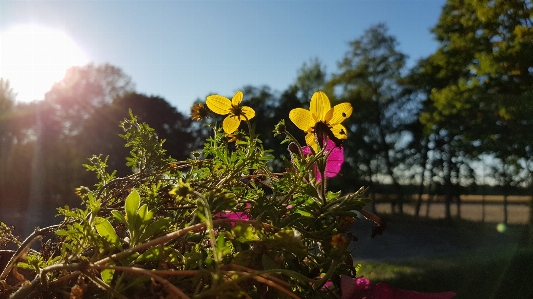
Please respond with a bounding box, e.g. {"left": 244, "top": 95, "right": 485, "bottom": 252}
{"left": 289, "top": 91, "right": 352, "bottom": 151}
{"left": 190, "top": 103, "right": 209, "bottom": 121}
{"left": 226, "top": 131, "right": 245, "bottom": 143}
{"left": 331, "top": 234, "right": 347, "bottom": 249}
{"left": 206, "top": 91, "right": 255, "bottom": 134}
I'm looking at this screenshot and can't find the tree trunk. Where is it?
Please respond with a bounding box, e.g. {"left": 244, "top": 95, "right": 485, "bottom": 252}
{"left": 444, "top": 154, "right": 453, "bottom": 221}
{"left": 415, "top": 142, "right": 429, "bottom": 217}
{"left": 377, "top": 127, "right": 403, "bottom": 214}
{"left": 529, "top": 192, "right": 533, "bottom": 245}
{"left": 425, "top": 167, "right": 437, "bottom": 218}
{"left": 481, "top": 194, "right": 486, "bottom": 222}
{"left": 26, "top": 111, "right": 45, "bottom": 236}
{"left": 503, "top": 193, "right": 509, "bottom": 224}
{"left": 366, "top": 160, "right": 376, "bottom": 214}
{"left": 454, "top": 169, "right": 461, "bottom": 220}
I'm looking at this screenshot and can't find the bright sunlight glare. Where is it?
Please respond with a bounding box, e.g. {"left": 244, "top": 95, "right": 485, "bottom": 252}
{"left": 0, "top": 24, "right": 89, "bottom": 103}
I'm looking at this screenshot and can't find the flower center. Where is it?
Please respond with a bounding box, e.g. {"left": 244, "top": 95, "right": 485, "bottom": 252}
{"left": 230, "top": 105, "right": 244, "bottom": 117}
{"left": 314, "top": 121, "right": 343, "bottom": 148}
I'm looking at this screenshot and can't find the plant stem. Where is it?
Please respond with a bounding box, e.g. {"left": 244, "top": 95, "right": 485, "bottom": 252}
{"left": 94, "top": 219, "right": 275, "bottom": 266}
{"left": 91, "top": 265, "right": 191, "bottom": 299}
{"left": 0, "top": 224, "right": 59, "bottom": 281}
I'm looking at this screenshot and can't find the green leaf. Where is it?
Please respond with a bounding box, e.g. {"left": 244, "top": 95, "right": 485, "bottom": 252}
{"left": 216, "top": 234, "right": 233, "bottom": 256}
{"left": 123, "top": 276, "right": 151, "bottom": 292}
{"left": 136, "top": 246, "right": 162, "bottom": 262}
{"left": 279, "top": 213, "right": 305, "bottom": 228}
{"left": 266, "top": 229, "right": 307, "bottom": 257}
{"left": 137, "top": 204, "right": 151, "bottom": 229}
{"left": 326, "top": 190, "right": 341, "bottom": 200}
{"left": 231, "top": 224, "right": 260, "bottom": 243}
{"left": 125, "top": 189, "right": 141, "bottom": 225}
{"left": 55, "top": 229, "right": 69, "bottom": 236}
{"left": 101, "top": 268, "right": 115, "bottom": 284}
{"left": 111, "top": 210, "right": 127, "bottom": 225}
{"left": 125, "top": 189, "right": 141, "bottom": 235}
{"left": 231, "top": 250, "right": 253, "bottom": 266}
{"left": 261, "top": 254, "right": 278, "bottom": 270}
{"left": 95, "top": 217, "right": 120, "bottom": 247}
{"left": 138, "top": 218, "right": 171, "bottom": 244}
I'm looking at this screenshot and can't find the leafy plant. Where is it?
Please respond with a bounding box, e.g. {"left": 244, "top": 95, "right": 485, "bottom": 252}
{"left": 0, "top": 91, "right": 383, "bottom": 299}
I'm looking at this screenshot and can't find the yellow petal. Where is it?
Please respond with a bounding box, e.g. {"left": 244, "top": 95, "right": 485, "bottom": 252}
{"left": 222, "top": 115, "right": 241, "bottom": 134}
{"left": 324, "top": 108, "right": 334, "bottom": 122}
{"left": 206, "top": 95, "right": 232, "bottom": 115}
{"left": 289, "top": 108, "right": 315, "bottom": 131}
{"left": 310, "top": 91, "right": 331, "bottom": 121}
{"left": 329, "top": 103, "right": 353, "bottom": 125}
{"left": 240, "top": 106, "right": 255, "bottom": 120}
{"left": 305, "top": 133, "right": 318, "bottom": 152}
{"left": 331, "top": 124, "right": 348, "bottom": 140}
{"left": 232, "top": 91, "right": 243, "bottom": 106}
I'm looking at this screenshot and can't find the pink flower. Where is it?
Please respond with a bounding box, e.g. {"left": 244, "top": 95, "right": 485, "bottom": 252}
{"left": 215, "top": 203, "right": 250, "bottom": 226}
{"left": 302, "top": 138, "right": 344, "bottom": 181}
{"left": 309, "top": 278, "right": 333, "bottom": 291}
{"left": 323, "top": 280, "right": 333, "bottom": 290}
{"left": 340, "top": 276, "right": 456, "bottom": 299}
{"left": 216, "top": 211, "right": 248, "bottom": 221}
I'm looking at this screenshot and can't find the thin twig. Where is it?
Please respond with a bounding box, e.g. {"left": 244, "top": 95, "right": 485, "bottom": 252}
{"left": 221, "top": 264, "right": 291, "bottom": 288}
{"left": 40, "top": 263, "right": 81, "bottom": 287}
{"left": 0, "top": 224, "right": 59, "bottom": 280}
{"left": 80, "top": 268, "right": 129, "bottom": 299}
{"left": 94, "top": 219, "right": 276, "bottom": 266}
{"left": 251, "top": 275, "right": 301, "bottom": 299}
{"left": 137, "top": 269, "right": 199, "bottom": 276}
{"left": 8, "top": 275, "right": 41, "bottom": 299}
{"left": 90, "top": 265, "right": 191, "bottom": 299}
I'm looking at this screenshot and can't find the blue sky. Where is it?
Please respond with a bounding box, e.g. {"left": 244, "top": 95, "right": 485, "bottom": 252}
{"left": 0, "top": 0, "right": 445, "bottom": 113}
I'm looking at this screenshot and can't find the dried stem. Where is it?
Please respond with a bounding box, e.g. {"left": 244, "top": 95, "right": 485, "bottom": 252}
{"left": 95, "top": 219, "right": 276, "bottom": 266}
{"left": 0, "top": 224, "right": 59, "bottom": 281}
{"left": 90, "top": 265, "right": 190, "bottom": 299}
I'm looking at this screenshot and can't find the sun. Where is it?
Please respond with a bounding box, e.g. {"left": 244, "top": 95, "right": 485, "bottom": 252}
{"left": 0, "top": 24, "right": 89, "bottom": 103}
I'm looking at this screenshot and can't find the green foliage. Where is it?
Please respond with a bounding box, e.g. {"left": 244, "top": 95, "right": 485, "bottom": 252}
{"left": 0, "top": 105, "right": 377, "bottom": 298}
{"left": 409, "top": 0, "right": 533, "bottom": 220}
{"left": 0, "top": 222, "right": 17, "bottom": 248}
{"left": 327, "top": 23, "right": 412, "bottom": 211}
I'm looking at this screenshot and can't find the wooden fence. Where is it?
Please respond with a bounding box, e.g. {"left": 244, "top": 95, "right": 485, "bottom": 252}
{"left": 370, "top": 194, "right": 531, "bottom": 225}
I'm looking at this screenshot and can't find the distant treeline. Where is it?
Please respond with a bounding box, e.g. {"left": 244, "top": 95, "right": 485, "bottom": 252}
{"left": 1, "top": 0, "right": 533, "bottom": 233}
{"left": 360, "top": 183, "right": 533, "bottom": 197}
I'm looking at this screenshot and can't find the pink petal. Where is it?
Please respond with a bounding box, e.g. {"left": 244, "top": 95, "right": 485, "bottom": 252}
{"left": 325, "top": 140, "right": 344, "bottom": 178}
{"left": 340, "top": 276, "right": 456, "bottom": 299}
{"left": 341, "top": 276, "right": 373, "bottom": 299}
{"left": 302, "top": 146, "right": 313, "bottom": 156}
{"left": 300, "top": 139, "right": 344, "bottom": 182}
{"left": 215, "top": 210, "right": 249, "bottom": 226}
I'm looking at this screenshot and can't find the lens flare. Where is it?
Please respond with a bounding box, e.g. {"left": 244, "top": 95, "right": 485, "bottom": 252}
{"left": 0, "top": 24, "right": 88, "bottom": 102}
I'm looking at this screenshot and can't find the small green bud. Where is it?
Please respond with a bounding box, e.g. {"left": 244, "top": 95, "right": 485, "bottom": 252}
{"left": 273, "top": 119, "right": 286, "bottom": 136}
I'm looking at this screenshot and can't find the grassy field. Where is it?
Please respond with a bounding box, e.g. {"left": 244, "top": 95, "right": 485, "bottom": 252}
{"left": 357, "top": 245, "right": 533, "bottom": 299}
{"left": 353, "top": 213, "right": 533, "bottom": 299}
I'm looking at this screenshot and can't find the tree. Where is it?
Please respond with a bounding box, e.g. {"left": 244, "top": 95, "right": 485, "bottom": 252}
{"left": 4, "top": 64, "right": 138, "bottom": 232}
{"left": 416, "top": 0, "right": 533, "bottom": 221}
{"left": 43, "top": 63, "right": 135, "bottom": 136}
{"left": 292, "top": 57, "right": 327, "bottom": 102}
{"left": 0, "top": 79, "right": 17, "bottom": 223}
{"left": 327, "top": 23, "right": 411, "bottom": 212}
{"left": 0, "top": 79, "right": 16, "bottom": 191}
{"left": 78, "top": 92, "right": 195, "bottom": 178}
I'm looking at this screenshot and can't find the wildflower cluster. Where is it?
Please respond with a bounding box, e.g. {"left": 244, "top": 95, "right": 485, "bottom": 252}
{"left": 1, "top": 90, "right": 384, "bottom": 299}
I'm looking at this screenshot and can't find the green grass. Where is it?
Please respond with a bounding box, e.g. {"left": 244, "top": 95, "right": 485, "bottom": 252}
{"left": 357, "top": 245, "right": 533, "bottom": 299}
